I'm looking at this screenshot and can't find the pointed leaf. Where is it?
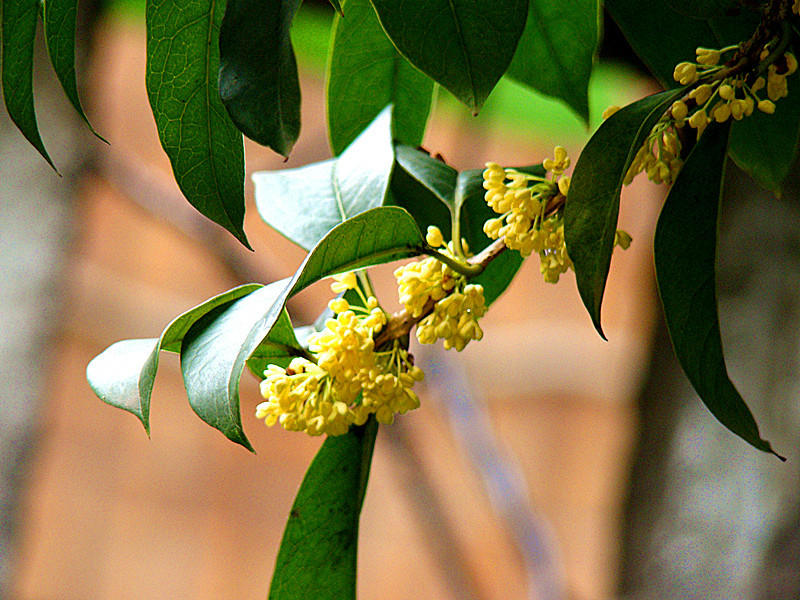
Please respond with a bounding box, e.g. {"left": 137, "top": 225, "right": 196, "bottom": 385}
{"left": 253, "top": 106, "right": 395, "bottom": 250}
{"left": 505, "top": 0, "right": 599, "bottom": 122}
{"left": 1, "top": 0, "right": 57, "bottom": 170}
{"left": 42, "top": 0, "right": 105, "bottom": 140}
{"left": 180, "top": 282, "right": 303, "bottom": 451}
{"left": 368, "top": 0, "right": 528, "bottom": 112}
{"left": 394, "top": 144, "right": 458, "bottom": 210}
{"left": 146, "top": 0, "right": 250, "bottom": 247}
{"left": 654, "top": 122, "right": 782, "bottom": 459}
{"left": 564, "top": 88, "right": 685, "bottom": 336}
{"left": 86, "top": 284, "right": 261, "bottom": 433}
{"left": 389, "top": 148, "right": 454, "bottom": 239}
{"left": 269, "top": 418, "right": 378, "bottom": 600}
{"left": 219, "top": 0, "right": 302, "bottom": 156}
{"left": 327, "top": 0, "right": 433, "bottom": 156}
{"left": 87, "top": 338, "right": 160, "bottom": 432}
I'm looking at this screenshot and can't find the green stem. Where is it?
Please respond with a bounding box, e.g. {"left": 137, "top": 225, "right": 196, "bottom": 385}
{"left": 421, "top": 246, "right": 484, "bottom": 277}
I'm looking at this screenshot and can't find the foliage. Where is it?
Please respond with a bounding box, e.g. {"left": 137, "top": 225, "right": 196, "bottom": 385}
{"left": 6, "top": 0, "right": 798, "bottom": 596}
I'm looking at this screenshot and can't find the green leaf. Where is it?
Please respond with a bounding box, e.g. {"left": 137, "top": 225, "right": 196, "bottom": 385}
{"left": 327, "top": 0, "right": 434, "bottom": 155}
{"left": 179, "top": 207, "right": 423, "bottom": 449}
{"left": 728, "top": 74, "right": 800, "bottom": 197}
{"left": 565, "top": 88, "right": 685, "bottom": 337}
{"left": 287, "top": 206, "right": 425, "bottom": 295}
{"left": 666, "top": 0, "right": 739, "bottom": 19}
{"left": 389, "top": 151, "right": 454, "bottom": 239}
{"left": 605, "top": 0, "right": 756, "bottom": 88}
{"left": 42, "top": 0, "right": 105, "bottom": 140}
{"left": 180, "top": 282, "right": 303, "bottom": 451}
{"left": 146, "top": 0, "right": 250, "bottom": 248}
{"left": 269, "top": 418, "right": 378, "bottom": 600}
{"left": 1, "top": 0, "right": 57, "bottom": 170}
{"left": 327, "top": 0, "right": 343, "bottom": 15}
{"left": 394, "top": 144, "right": 458, "bottom": 210}
{"left": 253, "top": 106, "right": 395, "bottom": 250}
{"left": 368, "top": 0, "right": 528, "bottom": 112}
{"left": 219, "top": 0, "right": 302, "bottom": 156}
{"left": 505, "top": 0, "right": 599, "bottom": 122}
{"left": 86, "top": 284, "right": 261, "bottom": 433}
{"left": 654, "top": 122, "right": 783, "bottom": 460}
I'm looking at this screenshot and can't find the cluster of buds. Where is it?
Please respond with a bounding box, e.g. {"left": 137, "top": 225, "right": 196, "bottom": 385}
{"left": 672, "top": 44, "right": 797, "bottom": 135}
{"left": 624, "top": 117, "right": 683, "bottom": 186}
{"left": 395, "top": 226, "right": 487, "bottom": 351}
{"left": 622, "top": 41, "right": 797, "bottom": 187}
{"left": 255, "top": 272, "right": 423, "bottom": 436}
{"left": 482, "top": 148, "right": 573, "bottom": 282}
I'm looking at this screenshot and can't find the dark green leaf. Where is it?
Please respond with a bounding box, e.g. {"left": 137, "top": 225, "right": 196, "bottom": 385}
{"left": 654, "top": 122, "right": 783, "bottom": 459}
{"left": 327, "top": 0, "right": 343, "bottom": 15}
{"left": 219, "top": 0, "right": 302, "bottom": 156}
{"left": 390, "top": 150, "right": 523, "bottom": 306}
{"left": 42, "top": 0, "right": 105, "bottom": 141}
{"left": 1, "top": 0, "right": 57, "bottom": 170}
{"left": 395, "top": 144, "right": 458, "bottom": 210}
{"left": 666, "top": 0, "right": 740, "bottom": 19}
{"left": 369, "top": 0, "right": 528, "bottom": 112}
{"left": 389, "top": 151, "right": 454, "bottom": 239}
{"left": 605, "top": 0, "right": 755, "bottom": 88}
{"left": 505, "top": 0, "right": 599, "bottom": 122}
{"left": 269, "top": 418, "right": 378, "bottom": 600}
{"left": 728, "top": 74, "right": 800, "bottom": 197}
{"left": 253, "top": 106, "right": 395, "bottom": 250}
{"left": 180, "top": 282, "right": 303, "bottom": 451}
{"left": 86, "top": 284, "right": 261, "bottom": 433}
{"left": 565, "top": 88, "right": 685, "bottom": 337}
{"left": 327, "top": 0, "right": 433, "bottom": 155}
{"left": 146, "top": 0, "right": 250, "bottom": 248}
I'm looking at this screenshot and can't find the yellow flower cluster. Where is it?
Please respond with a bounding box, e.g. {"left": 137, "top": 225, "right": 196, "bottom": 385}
{"left": 482, "top": 148, "right": 571, "bottom": 259}
{"left": 484, "top": 151, "right": 633, "bottom": 282}
{"left": 623, "top": 43, "right": 797, "bottom": 187}
{"left": 482, "top": 148, "right": 574, "bottom": 281}
{"left": 394, "top": 227, "right": 487, "bottom": 351}
{"left": 255, "top": 273, "right": 423, "bottom": 436}
{"left": 672, "top": 45, "right": 797, "bottom": 136}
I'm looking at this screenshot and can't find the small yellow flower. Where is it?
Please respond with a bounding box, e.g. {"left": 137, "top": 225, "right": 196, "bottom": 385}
{"left": 543, "top": 146, "right": 570, "bottom": 175}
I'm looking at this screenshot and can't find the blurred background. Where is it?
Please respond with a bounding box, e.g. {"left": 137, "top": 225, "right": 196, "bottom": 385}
{"left": 2, "top": 2, "right": 800, "bottom": 599}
